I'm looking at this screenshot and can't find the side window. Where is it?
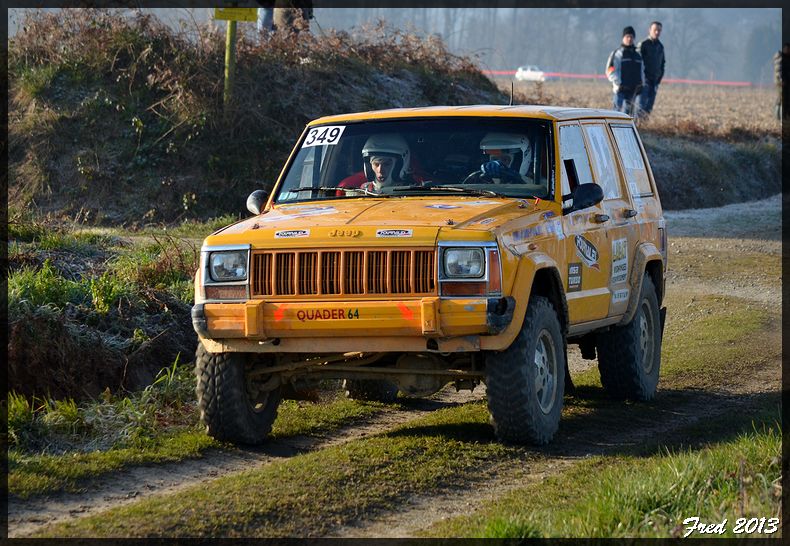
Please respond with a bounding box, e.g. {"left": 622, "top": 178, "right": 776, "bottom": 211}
{"left": 583, "top": 124, "right": 620, "bottom": 200}
{"left": 559, "top": 124, "right": 594, "bottom": 198}
{"left": 611, "top": 126, "right": 653, "bottom": 196}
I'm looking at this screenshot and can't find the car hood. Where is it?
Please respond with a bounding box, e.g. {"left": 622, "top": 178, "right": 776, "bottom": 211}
{"left": 204, "top": 196, "right": 528, "bottom": 248}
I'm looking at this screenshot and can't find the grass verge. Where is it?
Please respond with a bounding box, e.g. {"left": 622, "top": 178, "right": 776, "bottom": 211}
{"left": 8, "top": 380, "right": 387, "bottom": 499}
{"left": 422, "top": 404, "right": 781, "bottom": 538}
{"left": 571, "top": 290, "right": 776, "bottom": 391}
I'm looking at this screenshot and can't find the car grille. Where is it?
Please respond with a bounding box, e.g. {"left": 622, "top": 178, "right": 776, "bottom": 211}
{"left": 251, "top": 249, "right": 436, "bottom": 297}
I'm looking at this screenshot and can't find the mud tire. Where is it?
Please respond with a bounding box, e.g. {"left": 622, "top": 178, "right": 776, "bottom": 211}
{"left": 342, "top": 379, "right": 399, "bottom": 403}
{"left": 485, "top": 296, "right": 565, "bottom": 445}
{"left": 597, "top": 275, "right": 661, "bottom": 401}
{"left": 195, "top": 343, "right": 281, "bottom": 445}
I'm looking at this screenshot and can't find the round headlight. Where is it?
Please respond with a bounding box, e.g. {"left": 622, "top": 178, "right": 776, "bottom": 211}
{"left": 209, "top": 251, "right": 248, "bottom": 282}
{"left": 444, "top": 248, "right": 485, "bottom": 278}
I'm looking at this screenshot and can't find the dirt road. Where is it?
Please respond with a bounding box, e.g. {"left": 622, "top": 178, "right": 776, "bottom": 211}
{"left": 8, "top": 195, "right": 781, "bottom": 538}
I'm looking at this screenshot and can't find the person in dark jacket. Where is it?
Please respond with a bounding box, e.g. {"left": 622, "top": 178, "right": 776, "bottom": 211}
{"left": 637, "top": 21, "right": 665, "bottom": 117}
{"left": 606, "top": 26, "right": 645, "bottom": 116}
{"left": 774, "top": 43, "right": 789, "bottom": 120}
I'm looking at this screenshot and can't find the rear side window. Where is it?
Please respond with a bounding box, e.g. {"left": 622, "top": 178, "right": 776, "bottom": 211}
{"left": 559, "top": 124, "right": 594, "bottom": 198}
{"left": 583, "top": 124, "right": 620, "bottom": 200}
{"left": 611, "top": 126, "right": 653, "bottom": 196}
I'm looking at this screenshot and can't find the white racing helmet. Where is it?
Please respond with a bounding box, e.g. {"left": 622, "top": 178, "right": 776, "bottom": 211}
{"left": 480, "top": 132, "right": 531, "bottom": 176}
{"left": 362, "top": 134, "right": 411, "bottom": 184}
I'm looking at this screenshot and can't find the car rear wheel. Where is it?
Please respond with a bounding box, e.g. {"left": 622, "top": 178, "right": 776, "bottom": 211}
{"left": 485, "top": 295, "right": 565, "bottom": 445}
{"left": 195, "top": 343, "right": 281, "bottom": 445}
{"left": 596, "top": 275, "right": 662, "bottom": 400}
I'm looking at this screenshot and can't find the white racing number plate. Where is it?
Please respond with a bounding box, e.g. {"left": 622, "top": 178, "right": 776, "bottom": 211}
{"left": 302, "top": 125, "right": 346, "bottom": 148}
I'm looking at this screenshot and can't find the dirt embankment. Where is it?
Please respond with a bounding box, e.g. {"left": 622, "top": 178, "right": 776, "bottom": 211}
{"left": 8, "top": 10, "right": 503, "bottom": 226}
{"left": 8, "top": 197, "right": 782, "bottom": 538}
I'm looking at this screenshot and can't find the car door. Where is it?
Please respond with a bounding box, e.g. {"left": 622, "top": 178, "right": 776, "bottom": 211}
{"left": 558, "top": 121, "right": 611, "bottom": 324}
{"left": 580, "top": 121, "right": 640, "bottom": 318}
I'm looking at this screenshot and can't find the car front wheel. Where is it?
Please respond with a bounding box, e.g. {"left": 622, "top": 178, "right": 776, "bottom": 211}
{"left": 485, "top": 295, "right": 566, "bottom": 445}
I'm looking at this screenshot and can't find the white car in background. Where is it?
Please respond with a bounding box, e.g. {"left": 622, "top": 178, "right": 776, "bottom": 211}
{"left": 515, "top": 65, "right": 546, "bottom": 82}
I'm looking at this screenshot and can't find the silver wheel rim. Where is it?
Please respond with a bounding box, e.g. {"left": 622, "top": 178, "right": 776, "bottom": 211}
{"left": 639, "top": 300, "right": 655, "bottom": 374}
{"left": 534, "top": 329, "right": 558, "bottom": 414}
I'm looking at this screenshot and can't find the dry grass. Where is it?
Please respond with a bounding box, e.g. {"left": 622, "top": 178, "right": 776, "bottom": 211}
{"left": 503, "top": 79, "right": 780, "bottom": 140}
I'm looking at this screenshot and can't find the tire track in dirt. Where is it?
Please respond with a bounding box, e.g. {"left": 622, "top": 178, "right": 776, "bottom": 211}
{"left": 7, "top": 387, "right": 485, "bottom": 538}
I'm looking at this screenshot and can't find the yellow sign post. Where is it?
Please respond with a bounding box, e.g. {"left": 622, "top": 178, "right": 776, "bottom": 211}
{"left": 214, "top": 8, "right": 258, "bottom": 22}
{"left": 214, "top": 8, "right": 258, "bottom": 116}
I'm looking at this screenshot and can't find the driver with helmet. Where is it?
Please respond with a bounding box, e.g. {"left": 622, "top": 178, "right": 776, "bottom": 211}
{"left": 338, "top": 134, "right": 419, "bottom": 194}
{"left": 474, "top": 132, "right": 534, "bottom": 184}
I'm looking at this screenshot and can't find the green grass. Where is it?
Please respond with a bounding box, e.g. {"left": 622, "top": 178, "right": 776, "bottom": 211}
{"left": 8, "top": 388, "right": 387, "bottom": 499}
{"left": 572, "top": 292, "right": 775, "bottom": 390}
{"left": 32, "top": 403, "right": 514, "bottom": 537}
{"left": 8, "top": 429, "right": 217, "bottom": 499}
{"left": 423, "top": 409, "right": 781, "bottom": 538}
{"left": 8, "top": 260, "right": 89, "bottom": 312}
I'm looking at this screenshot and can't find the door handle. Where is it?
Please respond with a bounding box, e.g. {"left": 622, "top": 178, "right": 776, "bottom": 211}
{"left": 623, "top": 209, "right": 638, "bottom": 218}
{"left": 592, "top": 213, "right": 610, "bottom": 223}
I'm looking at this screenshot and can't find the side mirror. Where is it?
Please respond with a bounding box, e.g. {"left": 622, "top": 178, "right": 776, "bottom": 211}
{"left": 564, "top": 183, "right": 603, "bottom": 214}
{"left": 246, "top": 190, "right": 269, "bottom": 215}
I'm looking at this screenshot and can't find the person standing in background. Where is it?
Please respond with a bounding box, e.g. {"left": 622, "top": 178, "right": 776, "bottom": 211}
{"left": 256, "top": 2, "right": 274, "bottom": 41}
{"left": 273, "top": 0, "right": 313, "bottom": 34}
{"left": 637, "top": 21, "right": 665, "bottom": 119}
{"left": 606, "top": 26, "right": 645, "bottom": 117}
{"left": 774, "top": 43, "right": 789, "bottom": 120}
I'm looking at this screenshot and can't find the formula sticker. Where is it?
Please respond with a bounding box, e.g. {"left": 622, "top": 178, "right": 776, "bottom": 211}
{"left": 275, "top": 229, "right": 310, "bottom": 238}
{"left": 376, "top": 229, "right": 413, "bottom": 238}
{"left": 477, "top": 217, "right": 497, "bottom": 225}
{"left": 611, "top": 238, "right": 628, "bottom": 284}
{"left": 612, "top": 288, "right": 629, "bottom": 304}
{"left": 301, "top": 125, "right": 345, "bottom": 148}
{"left": 574, "top": 235, "right": 600, "bottom": 270}
{"left": 426, "top": 204, "right": 461, "bottom": 210}
{"left": 567, "top": 263, "right": 582, "bottom": 292}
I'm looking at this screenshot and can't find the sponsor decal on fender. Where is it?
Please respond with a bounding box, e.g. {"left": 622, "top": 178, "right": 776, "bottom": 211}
{"left": 275, "top": 229, "right": 310, "bottom": 238}
{"left": 567, "top": 262, "right": 582, "bottom": 292}
{"left": 575, "top": 235, "right": 600, "bottom": 270}
{"left": 611, "top": 238, "right": 629, "bottom": 284}
{"left": 612, "top": 288, "right": 629, "bottom": 304}
{"left": 376, "top": 229, "right": 413, "bottom": 238}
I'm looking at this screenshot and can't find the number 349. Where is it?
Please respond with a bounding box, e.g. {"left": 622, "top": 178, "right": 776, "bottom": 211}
{"left": 734, "top": 517, "right": 779, "bottom": 534}
{"left": 303, "top": 125, "right": 345, "bottom": 147}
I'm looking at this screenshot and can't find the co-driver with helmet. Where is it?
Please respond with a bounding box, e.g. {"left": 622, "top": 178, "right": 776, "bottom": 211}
{"left": 470, "top": 132, "right": 534, "bottom": 184}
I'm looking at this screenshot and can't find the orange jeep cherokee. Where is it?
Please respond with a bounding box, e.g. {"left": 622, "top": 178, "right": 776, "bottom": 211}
{"left": 192, "top": 105, "right": 668, "bottom": 445}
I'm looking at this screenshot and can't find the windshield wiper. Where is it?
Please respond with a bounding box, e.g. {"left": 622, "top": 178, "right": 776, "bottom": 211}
{"left": 429, "top": 185, "right": 504, "bottom": 197}
{"left": 287, "top": 187, "right": 386, "bottom": 197}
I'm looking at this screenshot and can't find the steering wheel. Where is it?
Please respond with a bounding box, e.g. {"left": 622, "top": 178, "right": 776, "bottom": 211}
{"left": 461, "top": 170, "right": 494, "bottom": 185}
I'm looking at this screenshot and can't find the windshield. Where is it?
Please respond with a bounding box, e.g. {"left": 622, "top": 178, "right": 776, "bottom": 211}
{"left": 274, "top": 117, "right": 553, "bottom": 203}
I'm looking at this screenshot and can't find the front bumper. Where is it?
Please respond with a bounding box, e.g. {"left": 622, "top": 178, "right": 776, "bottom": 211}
{"left": 193, "top": 296, "right": 514, "bottom": 342}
